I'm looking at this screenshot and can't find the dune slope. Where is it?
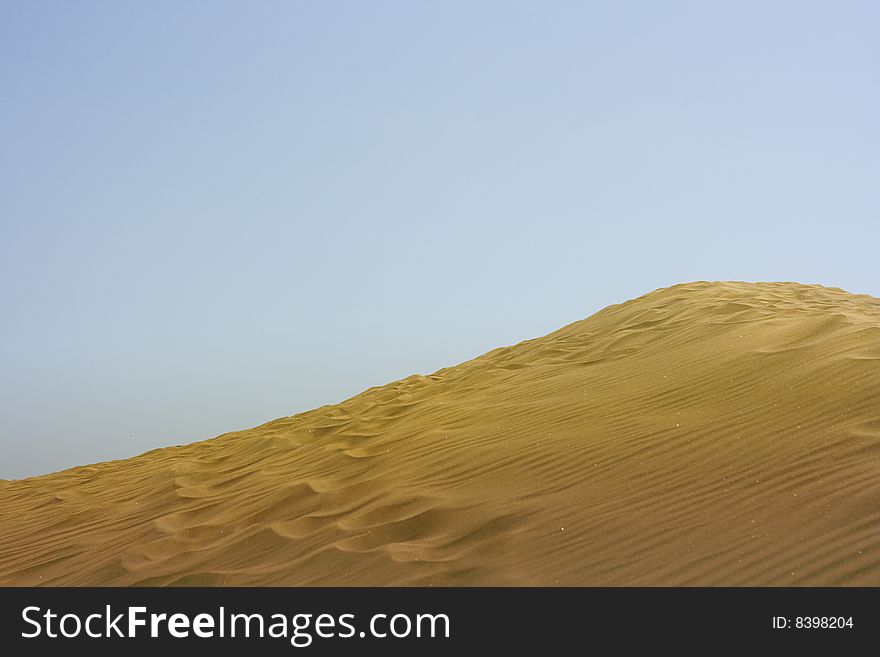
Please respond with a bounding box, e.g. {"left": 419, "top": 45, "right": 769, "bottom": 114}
{"left": 1, "top": 281, "right": 879, "bottom": 586}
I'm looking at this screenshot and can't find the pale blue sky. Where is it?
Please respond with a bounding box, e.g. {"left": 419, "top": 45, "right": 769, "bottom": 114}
{"left": 2, "top": 1, "right": 877, "bottom": 478}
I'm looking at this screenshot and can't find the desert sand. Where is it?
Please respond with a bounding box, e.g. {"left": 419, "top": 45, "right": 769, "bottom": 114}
{"left": 1, "top": 281, "right": 878, "bottom": 586}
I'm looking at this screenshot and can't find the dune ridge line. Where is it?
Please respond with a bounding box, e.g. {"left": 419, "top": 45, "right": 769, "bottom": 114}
{"left": 1, "top": 281, "right": 879, "bottom": 586}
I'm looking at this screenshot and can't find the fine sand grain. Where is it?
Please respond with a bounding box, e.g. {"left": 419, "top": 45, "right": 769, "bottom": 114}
{"left": 1, "top": 281, "right": 879, "bottom": 586}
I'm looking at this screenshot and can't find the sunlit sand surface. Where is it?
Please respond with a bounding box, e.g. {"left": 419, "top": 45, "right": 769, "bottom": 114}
{"left": 2, "top": 282, "right": 878, "bottom": 585}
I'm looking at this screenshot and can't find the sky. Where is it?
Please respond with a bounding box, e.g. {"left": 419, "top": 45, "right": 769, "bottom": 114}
{"left": 1, "top": 1, "right": 877, "bottom": 479}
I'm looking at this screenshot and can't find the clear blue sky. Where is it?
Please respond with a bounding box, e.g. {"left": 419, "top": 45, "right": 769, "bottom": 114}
{"left": 1, "top": 1, "right": 877, "bottom": 478}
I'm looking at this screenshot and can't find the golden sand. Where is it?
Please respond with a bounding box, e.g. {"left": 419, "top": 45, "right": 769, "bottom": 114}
{"left": 1, "top": 281, "right": 878, "bottom": 585}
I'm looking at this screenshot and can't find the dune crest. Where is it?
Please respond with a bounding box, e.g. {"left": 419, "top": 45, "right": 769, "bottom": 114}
{"left": 2, "top": 281, "right": 879, "bottom": 586}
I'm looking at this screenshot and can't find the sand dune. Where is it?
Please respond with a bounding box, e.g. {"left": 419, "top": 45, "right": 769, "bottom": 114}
{"left": 1, "top": 281, "right": 879, "bottom": 586}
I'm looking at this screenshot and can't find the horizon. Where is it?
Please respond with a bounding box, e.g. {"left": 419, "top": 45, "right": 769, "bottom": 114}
{"left": 2, "top": 2, "right": 878, "bottom": 478}
{"left": 2, "top": 278, "right": 874, "bottom": 482}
